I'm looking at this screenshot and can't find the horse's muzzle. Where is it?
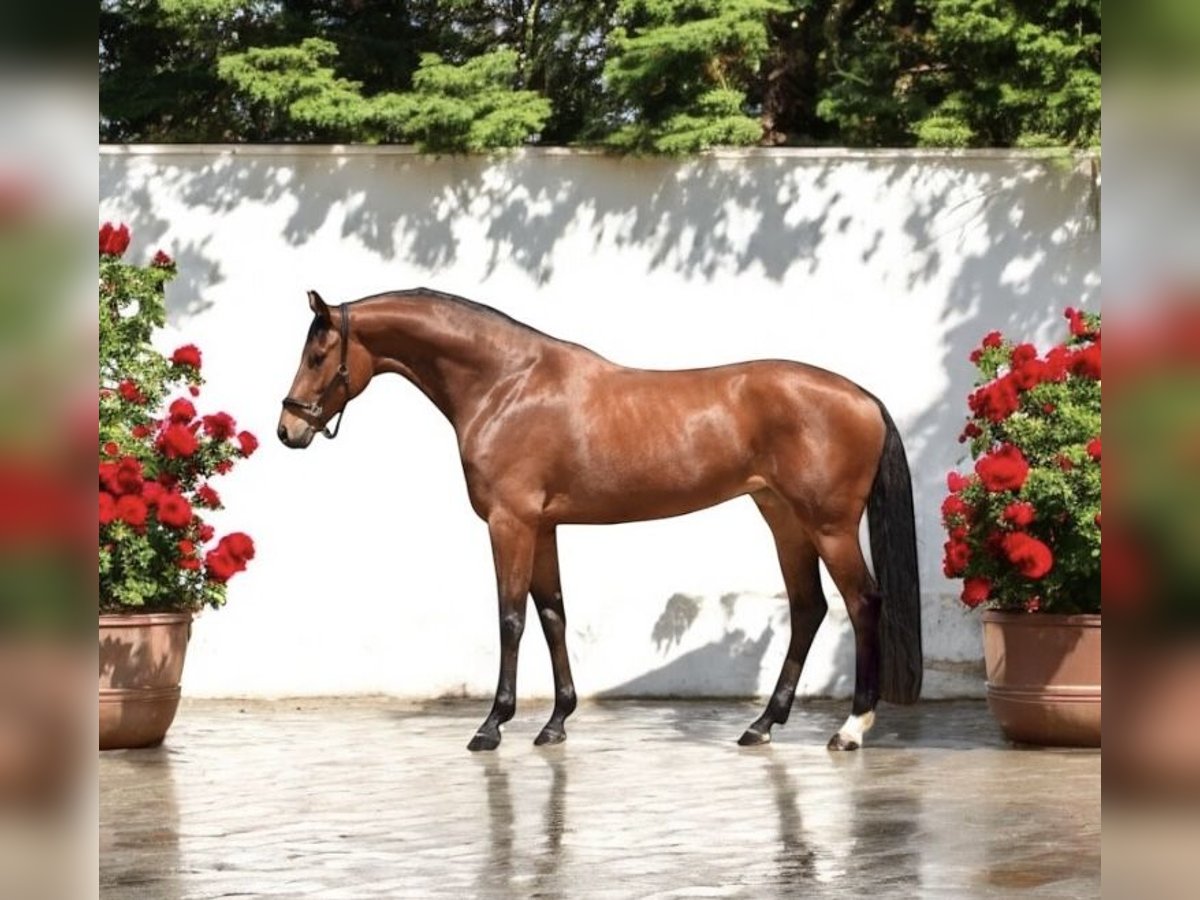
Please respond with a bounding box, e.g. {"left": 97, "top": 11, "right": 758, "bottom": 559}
{"left": 277, "top": 421, "right": 315, "bottom": 449}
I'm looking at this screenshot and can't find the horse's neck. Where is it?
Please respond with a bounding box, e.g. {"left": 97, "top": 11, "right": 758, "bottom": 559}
{"left": 360, "top": 297, "right": 543, "bottom": 425}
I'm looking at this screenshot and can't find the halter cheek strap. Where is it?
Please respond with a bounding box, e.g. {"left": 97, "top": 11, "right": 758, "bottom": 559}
{"left": 281, "top": 303, "right": 351, "bottom": 439}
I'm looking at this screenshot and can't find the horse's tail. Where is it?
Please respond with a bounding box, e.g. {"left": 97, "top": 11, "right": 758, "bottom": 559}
{"left": 867, "top": 402, "right": 923, "bottom": 704}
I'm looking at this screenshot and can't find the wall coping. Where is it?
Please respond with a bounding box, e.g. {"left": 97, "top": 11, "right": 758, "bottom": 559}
{"left": 101, "top": 144, "right": 1096, "bottom": 162}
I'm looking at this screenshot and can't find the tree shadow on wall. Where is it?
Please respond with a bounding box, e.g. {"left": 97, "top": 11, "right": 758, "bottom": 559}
{"left": 100, "top": 150, "right": 1099, "bottom": 597}
{"left": 595, "top": 590, "right": 855, "bottom": 703}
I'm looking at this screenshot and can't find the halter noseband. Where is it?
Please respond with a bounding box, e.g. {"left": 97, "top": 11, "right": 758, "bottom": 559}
{"left": 281, "top": 303, "right": 351, "bottom": 439}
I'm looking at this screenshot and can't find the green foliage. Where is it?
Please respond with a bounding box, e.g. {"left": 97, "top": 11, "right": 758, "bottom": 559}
{"left": 99, "top": 0, "right": 1101, "bottom": 150}
{"left": 604, "top": 0, "right": 785, "bottom": 152}
{"left": 377, "top": 51, "right": 553, "bottom": 152}
{"left": 911, "top": 0, "right": 1101, "bottom": 148}
{"left": 218, "top": 40, "right": 550, "bottom": 151}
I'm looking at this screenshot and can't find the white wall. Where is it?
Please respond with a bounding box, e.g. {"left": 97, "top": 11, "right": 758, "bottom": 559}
{"left": 100, "top": 146, "right": 1100, "bottom": 700}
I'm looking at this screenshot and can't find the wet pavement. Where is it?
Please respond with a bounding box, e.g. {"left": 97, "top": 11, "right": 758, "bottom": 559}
{"left": 100, "top": 699, "right": 1099, "bottom": 899}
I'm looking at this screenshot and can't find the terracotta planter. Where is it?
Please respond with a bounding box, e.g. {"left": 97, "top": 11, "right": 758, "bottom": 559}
{"left": 99, "top": 612, "right": 192, "bottom": 750}
{"left": 981, "top": 611, "right": 1101, "bottom": 747}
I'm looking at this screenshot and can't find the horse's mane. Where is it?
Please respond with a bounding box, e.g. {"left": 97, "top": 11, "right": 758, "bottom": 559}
{"left": 352, "top": 287, "right": 557, "bottom": 343}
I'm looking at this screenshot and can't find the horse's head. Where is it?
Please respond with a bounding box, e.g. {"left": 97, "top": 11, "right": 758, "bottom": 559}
{"left": 277, "top": 290, "right": 365, "bottom": 448}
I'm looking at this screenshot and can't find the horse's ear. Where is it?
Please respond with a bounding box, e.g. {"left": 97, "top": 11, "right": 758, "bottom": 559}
{"left": 307, "top": 289, "right": 330, "bottom": 322}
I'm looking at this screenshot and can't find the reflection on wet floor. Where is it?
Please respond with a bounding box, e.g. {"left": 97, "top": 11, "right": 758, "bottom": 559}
{"left": 100, "top": 699, "right": 1100, "bottom": 899}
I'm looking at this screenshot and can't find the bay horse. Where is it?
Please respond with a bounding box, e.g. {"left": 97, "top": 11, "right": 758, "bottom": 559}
{"left": 278, "top": 289, "right": 922, "bottom": 752}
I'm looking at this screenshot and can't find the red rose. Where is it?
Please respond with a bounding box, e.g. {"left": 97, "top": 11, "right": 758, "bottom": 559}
{"left": 1002, "top": 501, "right": 1036, "bottom": 528}
{"left": 168, "top": 397, "right": 196, "bottom": 423}
{"left": 236, "top": 430, "right": 259, "bottom": 457}
{"left": 1001, "top": 532, "right": 1054, "bottom": 579}
{"left": 204, "top": 550, "right": 241, "bottom": 583}
{"left": 1057, "top": 454, "right": 1074, "bottom": 471}
{"left": 156, "top": 492, "right": 193, "bottom": 529}
{"left": 961, "top": 577, "right": 991, "bottom": 608}
{"left": 968, "top": 377, "right": 1020, "bottom": 423}
{"left": 1087, "top": 438, "right": 1101, "bottom": 461}
{"left": 1043, "top": 346, "right": 1072, "bottom": 382}
{"left": 132, "top": 424, "right": 151, "bottom": 439}
{"left": 118, "top": 380, "right": 144, "bottom": 404}
{"left": 946, "top": 471, "right": 971, "bottom": 493}
{"left": 171, "top": 344, "right": 202, "bottom": 369}
{"left": 214, "top": 460, "right": 233, "bottom": 475}
{"left": 103, "top": 441, "right": 118, "bottom": 456}
{"left": 975, "top": 444, "right": 1030, "bottom": 492}
{"left": 941, "top": 494, "right": 970, "bottom": 522}
{"left": 982, "top": 331, "right": 1002, "bottom": 349}
{"left": 99, "top": 461, "right": 119, "bottom": 494}
{"left": 114, "top": 457, "right": 144, "bottom": 495}
{"left": 99, "top": 492, "right": 116, "bottom": 525}
{"left": 1069, "top": 341, "right": 1101, "bottom": 379}
{"left": 180, "top": 556, "right": 202, "bottom": 571}
{"left": 202, "top": 412, "right": 236, "bottom": 440}
{"left": 158, "top": 423, "right": 199, "bottom": 458}
{"left": 178, "top": 539, "right": 195, "bottom": 556}
{"left": 1010, "top": 343, "right": 1037, "bottom": 367}
{"left": 942, "top": 540, "right": 971, "bottom": 577}
{"left": 198, "top": 523, "right": 215, "bottom": 542}
{"left": 142, "top": 481, "right": 164, "bottom": 505}
{"left": 959, "top": 421, "right": 982, "bottom": 442}
{"left": 1042, "top": 403, "right": 1056, "bottom": 415}
{"left": 196, "top": 483, "right": 221, "bottom": 509}
{"left": 115, "top": 494, "right": 148, "bottom": 528}
{"left": 1010, "top": 355, "right": 1046, "bottom": 391}
{"left": 1064, "top": 307, "right": 1092, "bottom": 338}
{"left": 221, "top": 532, "right": 256, "bottom": 563}
{"left": 152, "top": 249, "right": 174, "bottom": 268}
{"left": 99, "top": 222, "right": 130, "bottom": 256}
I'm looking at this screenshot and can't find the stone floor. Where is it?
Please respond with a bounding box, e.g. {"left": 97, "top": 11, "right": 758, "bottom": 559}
{"left": 99, "top": 699, "right": 1100, "bottom": 899}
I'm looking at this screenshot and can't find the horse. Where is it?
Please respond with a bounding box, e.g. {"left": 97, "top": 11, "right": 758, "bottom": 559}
{"left": 278, "top": 288, "right": 922, "bottom": 752}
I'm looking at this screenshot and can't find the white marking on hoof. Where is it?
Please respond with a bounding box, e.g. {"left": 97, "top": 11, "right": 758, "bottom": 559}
{"left": 836, "top": 711, "right": 876, "bottom": 747}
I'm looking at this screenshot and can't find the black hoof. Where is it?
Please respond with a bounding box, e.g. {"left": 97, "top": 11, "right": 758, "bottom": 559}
{"left": 827, "top": 732, "right": 860, "bottom": 752}
{"left": 533, "top": 726, "right": 566, "bottom": 746}
{"left": 467, "top": 730, "right": 501, "bottom": 752}
{"left": 737, "top": 728, "right": 772, "bottom": 747}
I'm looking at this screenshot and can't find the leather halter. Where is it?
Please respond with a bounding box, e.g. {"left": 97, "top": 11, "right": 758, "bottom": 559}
{"left": 281, "top": 303, "right": 351, "bottom": 439}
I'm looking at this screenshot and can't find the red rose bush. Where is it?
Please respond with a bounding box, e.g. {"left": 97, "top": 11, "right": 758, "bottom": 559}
{"left": 99, "top": 223, "right": 257, "bottom": 612}
{"left": 942, "top": 308, "right": 1101, "bottom": 614}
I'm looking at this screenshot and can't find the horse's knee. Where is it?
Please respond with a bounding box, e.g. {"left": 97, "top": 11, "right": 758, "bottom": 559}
{"left": 499, "top": 610, "right": 525, "bottom": 644}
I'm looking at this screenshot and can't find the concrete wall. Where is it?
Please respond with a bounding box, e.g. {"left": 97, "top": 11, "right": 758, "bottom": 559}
{"left": 99, "top": 146, "right": 1100, "bottom": 700}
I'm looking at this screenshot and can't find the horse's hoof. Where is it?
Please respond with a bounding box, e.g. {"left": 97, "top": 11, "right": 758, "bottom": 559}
{"left": 737, "top": 728, "right": 771, "bottom": 747}
{"left": 827, "top": 732, "right": 860, "bottom": 752}
{"left": 533, "top": 726, "right": 566, "bottom": 746}
{"left": 467, "top": 731, "right": 501, "bottom": 752}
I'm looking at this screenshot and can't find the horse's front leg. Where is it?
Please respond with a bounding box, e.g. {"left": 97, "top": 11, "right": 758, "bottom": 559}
{"left": 468, "top": 510, "right": 537, "bottom": 752}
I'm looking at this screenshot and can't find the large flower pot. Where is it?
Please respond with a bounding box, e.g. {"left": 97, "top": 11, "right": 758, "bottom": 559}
{"left": 981, "top": 611, "right": 1101, "bottom": 747}
{"left": 99, "top": 612, "right": 191, "bottom": 750}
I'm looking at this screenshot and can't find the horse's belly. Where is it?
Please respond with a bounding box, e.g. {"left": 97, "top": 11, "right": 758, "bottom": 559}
{"left": 543, "top": 468, "right": 766, "bottom": 525}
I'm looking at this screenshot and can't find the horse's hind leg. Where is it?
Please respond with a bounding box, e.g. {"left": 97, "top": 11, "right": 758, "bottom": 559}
{"left": 530, "top": 529, "right": 578, "bottom": 746}
{"left": 814, "top": 530, "right": 882, "bottom": 751}
{"left": 468, "top": 510, "right": 537, "bottom": 752}
{"left": 738, "top": 492, "right": 828, "bottom": 746}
